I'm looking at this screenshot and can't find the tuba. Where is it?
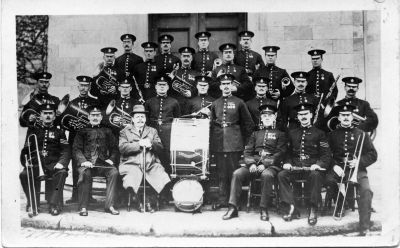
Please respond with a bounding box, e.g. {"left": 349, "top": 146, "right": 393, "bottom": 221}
{"left": 57, "top": 94, "right": 90, "bottom": 131}
{"left": 105, "top": 100, "right": 132, "bottom": 128}
{"left": 20, "top": 97, "right": 44, "bottom": 128}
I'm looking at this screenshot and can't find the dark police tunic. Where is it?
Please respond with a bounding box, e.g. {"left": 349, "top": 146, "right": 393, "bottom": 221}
{"left": 91, "top": 63, "right": 124, "bottom": 108}
{"left": 254, "top": 64, "right": 294, "bottom": 99}
{"left": 336, "top": 97, "right": 378, "bottom": 132}
{"left": 246, "top": 95, "right": 277, "bottom": 130}
{"left": 132, "top": 60, "right": 162, "bottom": 101}
{"left": 228, "top": 127, "right": 287, "bottom": 209}
{"left": 211, "top": 63, "right": 253, "bottom": 101}
{"left": 326, "top": 126, "right": 377, "bottom": 230}
{"left": 306, "top": 67, "right": 337, "bottom": 99}
{"left": 170, "top": 67, "right": 200, "bottom": 114}
{"left": 20, "top": 125, "right": 70, "bottom": 208}
{"left": 210, "top": 94, "right": 254, "bottom": 204}
{"left": 19, "top": 93, "right": 60, "bottom": 128}
{"left": 234, "top": 49, "right": 265, "bottom": 76}
{"left": 73, "top": 125, "right": 119, "bottom": 209}
{"left": 186, "top": 94, "right": 215, "bottom": 114}
{"left": 278, "top": 92, "right": 319, "bottom": 131}
{"left": 154, "top": 52, "right": 181, "bottom": 74}
{"left": 278, "top": 125, "right": 331, "bottom": 207}
{"left": 115, "top": 52, "right": 144, "bottom": 78}
{"left": 192, "top": 50, "right": 219, "bottom": 75}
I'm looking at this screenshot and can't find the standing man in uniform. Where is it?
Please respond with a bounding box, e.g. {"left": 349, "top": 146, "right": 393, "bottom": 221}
{"left": 246, "top": 76, "right": 277, "bottom": 131}
{"left": 20, "top": 103, "right": 70, "bottom": 216}
{"left": 192, "top": 31, "right": 220, "bottom": 76}
{"left": 306, "top": 49, "right": 338, "bottom": 101}
{"left": 277, "top": 103, "right": 331, "bottom": 226}
{"left": 133, "top": 42, "right": 162, "bottom": 101}
{"left": 254, "top": 46, "right": 294, "bottom": 100}
{"left": 210, "top": 73, "right": 254, "bottom": 210}
{"left": 115, "top": 34, "right": 144, "bottom": 79}
{"left": 169, "top": 46, "right": 199, "bottom": 114}
{"left": 20, "top": 72, "right": 60, "bottom": 128}
{"left": 154, "top": 34, "right": 181, "bottom": 75}
{"left": 278, "top": 71, "right": 319, "bottom": 131}
{"left": 234, "top": 31, "right": 264, "bottom": 79}
{"left": 73, "top": 105, "right": 120, "bottom": 216}
{"left": 91, "top": 47, "right": 124, "bottom": 108}
{"left": 145, "top": 76, "right": 181, "bottom": 173}
{"left": 65, "top": 76, "right": 99, "bottom": 204}
{"left": 186, "top": 75, "right": 215, "bottom": 116}
{"left": 211, "top": 43, "right": 253, "bottom": 101}
{"left": 325, "top": 104, "right": 377, "bottom": 236}
{"left": 335, "top": 77, "right": 378, "bottom": 133}
{"left": 223, "top": 104, "right": 287, "bottom": 221}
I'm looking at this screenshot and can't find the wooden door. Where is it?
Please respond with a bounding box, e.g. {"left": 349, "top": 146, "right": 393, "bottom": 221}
{"left": 149, "top": 13, "right": 247, "bottom": 56}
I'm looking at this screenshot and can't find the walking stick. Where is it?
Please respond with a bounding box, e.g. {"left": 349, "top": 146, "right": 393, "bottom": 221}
{"left": 142, "top": 146, "right": 146, "bottom": 213}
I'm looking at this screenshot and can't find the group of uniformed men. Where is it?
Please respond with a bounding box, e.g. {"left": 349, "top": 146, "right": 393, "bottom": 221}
{"left": 19, "top": 30, "right": 378, "bottom": 236}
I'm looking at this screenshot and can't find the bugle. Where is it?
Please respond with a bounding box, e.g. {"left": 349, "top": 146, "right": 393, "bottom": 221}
{"left": 105, "top": 100, "right": 132, "bottom": 128}
{"left": 57, "top": 94, "right": 90, "bottom": 131}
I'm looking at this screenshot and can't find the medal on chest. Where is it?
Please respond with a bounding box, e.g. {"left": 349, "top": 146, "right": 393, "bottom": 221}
{"left": 151, "top": 65, "right": 156, "bottom": 72}
{"left": 168, "top": 58, "right": 172, "bottom": 64}
{"left": 49, "top": 131, "right": 55, "bottom": 139}
{"left": 227, "top": 102, "right": 236, "bottom": 109}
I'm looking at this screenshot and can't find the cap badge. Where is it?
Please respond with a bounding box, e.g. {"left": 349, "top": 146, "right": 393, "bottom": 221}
{"left": 202, "top": 77, "right": 205, "bottom": 81}
{"left": 83, "top": 77, "right": 86, "bottom": 82}
{"left": 226, "top": 45, "right": 229, "bottom": 49}
{"left": 351, "top": 79, "right": 354, "bottom": 82}
{"left": 108, "top": 49, "right": 111, "bottom": 53}
{"left": 269, "top": 48, "right": 273, "bottom": 52}
{"left": 314, "top": 51, "right": 317, "bottom": 55}
{"left": 260, "top": 79, "right": 264, "bottom": 83}
{"left": 300, "top": 73, "right": 303, "bottom": 77}
{"left": 245, "top": 32, "right": 248, "bottom": 36}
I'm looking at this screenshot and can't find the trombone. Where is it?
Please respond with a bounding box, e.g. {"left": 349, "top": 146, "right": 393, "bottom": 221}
{"left": 333, "top": 132, "right": 365, "bottom": 220}
{"left": 25, "top": 134, "right": 46, "bottom": 217}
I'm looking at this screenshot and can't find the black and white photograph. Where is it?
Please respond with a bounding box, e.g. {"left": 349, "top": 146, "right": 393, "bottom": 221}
{"left": 1, "top": 0, "right": 399, "bottom": 246}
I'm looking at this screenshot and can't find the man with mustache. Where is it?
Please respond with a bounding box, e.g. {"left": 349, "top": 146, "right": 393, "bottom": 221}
{"left": 154, "top": 34, "right": 181, "bottom": 75}
{"left": 192, "top": 31, "right": 219, "bottom": 77}
{"left": 234, "top": 31, "right": 264, "bottom": 79}
{"left": 73, "top": 105, "right": 120, "bottom": 216}
{"left": 223, "top": 103, "right": 287, "bottom": 221}
{"left": 132, "top": 42, "right": 162, "bottom": 101}
{"left": 211, "top": 43, "right": 253, "bottom": 101}
{"left": 334, "top": 77, "right": 378, "bottom": 132}
{"left": 325, "top": 104, "right": 377, "bottom": 236}
{"left": 115, "top": 34, "right": 144, "bottom": 79}
{"left": 119, "top": 105, "right": 171, "bottom": 213}
{"left": 277, "top": 103, "right": 331, "bottom": 226}
{"left": 145, "top": 76, "right": 181, "bottom": 174}
{"left": 169, "top": 46, "right": 200, "bottom": 114}
{"left": 246, "top": 76, "right": 278, "bottom": 131}
{"left": 186, "top": 75, "right": 215, "bottom": 117}
{"left": 20, "top": 72, "right": 60, "bottom": 128}
{"left": 20, "top": 103, "right": 71, "bottom": 216}
{"left": 91, "top": 47, "right": 124, "bottom": 108}
{"left": 65, "top": 76, "right": 99, "bottom": 204}
{"left": 253, "top": 46, "right": 294, "bottom": 100}
{"left": 210, "top": 73, "right": 254, "bottom": 210}
{"left": 278, "top": 71, "right": 319, "bottom": 131}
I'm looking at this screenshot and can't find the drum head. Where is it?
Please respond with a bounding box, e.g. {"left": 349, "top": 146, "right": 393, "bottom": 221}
{"left": 172, "top": 179, "right": 204, "bottom": 212}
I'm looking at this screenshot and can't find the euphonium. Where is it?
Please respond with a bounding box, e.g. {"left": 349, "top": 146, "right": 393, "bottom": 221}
{"left": 212, "top": 58, "right": 222, "bottom": 71}
{"left": 95, "top": 66, "right": 119, "bottom": 94}
{"left": 20, "top": 97, "right": 44, "bottom": 128}
{"left": 57, "top": 94, "right": 90, "bottom": 131}
{"left": 105, "top": 100, "right": 132, "bottom": 128}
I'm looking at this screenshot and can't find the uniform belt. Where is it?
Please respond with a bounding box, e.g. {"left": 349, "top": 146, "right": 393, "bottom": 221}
{"left": 150, "top": 118, "right": 173, "bottom": 125}
{"left": 213, "top": 121, "right": 239, "bottom": 127}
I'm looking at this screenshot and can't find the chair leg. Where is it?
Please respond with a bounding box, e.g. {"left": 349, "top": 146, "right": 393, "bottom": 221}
{"left": 127, "top": 192, "right": 131, "bottom": 212}
{"left": 246, "top": 181, "right": 252, "bottom": 213}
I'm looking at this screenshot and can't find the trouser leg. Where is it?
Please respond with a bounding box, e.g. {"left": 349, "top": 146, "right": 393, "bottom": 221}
{"left": 228, "top": 167, "right": 250, "bottom": 208}
{"left": 278, "top": 170, "right": 294, "bottom": 205}
{"left": 78, "top": 168, "right": 91, "bottom": 209}
{"left": 357, "top": 176, "right": 373, "bottom": 230}
{"left": 260, "top": 168, "right": 277, "bottom": 208}
{"left": 71, "top": 158, "right": 78, "bottom": 199}
{"left": 216, "top": 152, "right": 240, "bottom": 205}
{"left": 104, "top": 167, "right": 119, "bottom": 209}
{"left": 49, "top": 169, "right": 68, "bottom": 207}
{"left": 308, "top": 170, "right": 323, "bottom": 207}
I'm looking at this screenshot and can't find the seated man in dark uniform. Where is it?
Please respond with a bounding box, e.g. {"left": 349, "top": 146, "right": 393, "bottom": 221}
{"left": 278, "top": 103, "right": 331, "bottom": 226}
{"left": 73, "top": 105, "right": 120, "bottom": 216}
{"left": 222, "top": 103, "right": 287, "bottom": 221}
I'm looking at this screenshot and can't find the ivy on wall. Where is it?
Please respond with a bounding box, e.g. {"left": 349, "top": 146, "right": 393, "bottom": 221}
{"left": 16, "top": 15, "right": 49, "bottom": 85}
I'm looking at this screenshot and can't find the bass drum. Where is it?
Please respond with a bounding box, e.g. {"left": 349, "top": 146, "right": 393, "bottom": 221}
{"left": 172, "top": 179, "right": 204, "bottom": 212}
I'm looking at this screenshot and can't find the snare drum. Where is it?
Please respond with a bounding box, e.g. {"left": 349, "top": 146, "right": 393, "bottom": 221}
{"left": 170, "top": 118, "right": 210, "bottom": 178}
{"left": 172, "top": 178, "right": 204, "bottom": 212}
